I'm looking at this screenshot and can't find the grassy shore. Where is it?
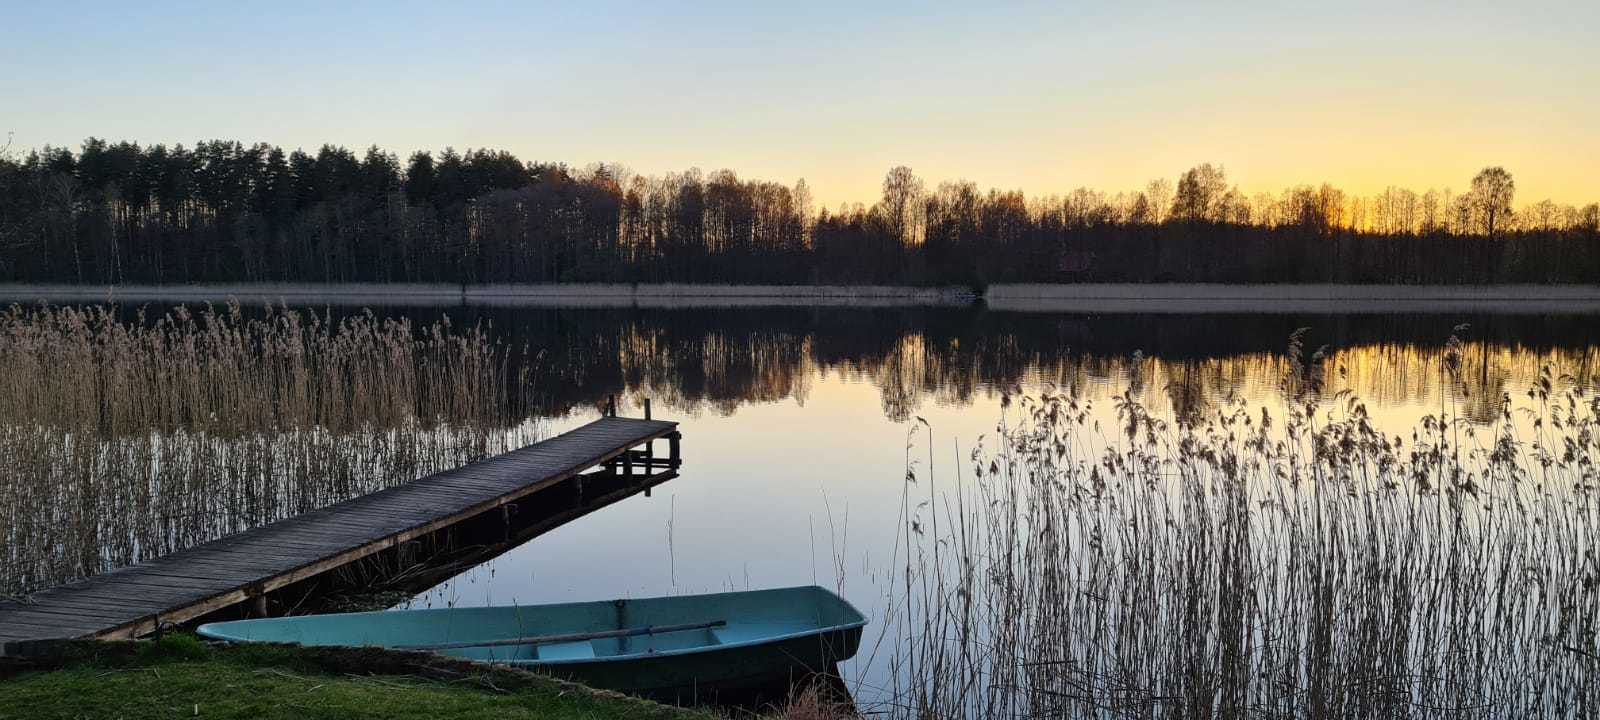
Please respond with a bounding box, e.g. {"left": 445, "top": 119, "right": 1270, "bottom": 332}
{"left": 0, "top": 635, "right": 710, "bottom": 720}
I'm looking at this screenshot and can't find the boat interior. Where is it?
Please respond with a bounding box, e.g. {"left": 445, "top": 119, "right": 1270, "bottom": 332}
{"left": 197, "top": 585, "right": 865, "bottom": 664}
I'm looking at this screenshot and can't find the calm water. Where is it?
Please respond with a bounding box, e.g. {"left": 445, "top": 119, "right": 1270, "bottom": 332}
{"left": 358, "top": 304, "right": 1600, "bottom": 702}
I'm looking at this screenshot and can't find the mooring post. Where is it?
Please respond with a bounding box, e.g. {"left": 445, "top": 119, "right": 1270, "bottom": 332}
{"left": 644, "top": 398, "right": 652, "bottom": 420}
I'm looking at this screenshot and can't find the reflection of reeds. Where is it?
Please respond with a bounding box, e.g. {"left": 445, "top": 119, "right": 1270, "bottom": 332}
{"left": 883, "top": 354, "right": 1600, "bottom": 716}
{"left": 0, "top": 303, "right": 538, "bottom": 597}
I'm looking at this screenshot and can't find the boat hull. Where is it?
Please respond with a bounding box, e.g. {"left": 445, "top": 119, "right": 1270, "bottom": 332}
{"left": 543, "top": 625, "right": 862, "bottom": 702}
{"left": 196, "top": 585, "right": 867, "bottom": 701}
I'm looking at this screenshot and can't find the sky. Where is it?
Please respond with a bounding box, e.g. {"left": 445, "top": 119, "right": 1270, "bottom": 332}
{"left": 2, "top": 0, "right": 1597, "bottom": 208}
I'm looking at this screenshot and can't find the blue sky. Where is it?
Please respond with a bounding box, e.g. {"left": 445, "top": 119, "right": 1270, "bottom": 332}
{"left": 3, "top": 1, "right": 1596, "bottom": 205}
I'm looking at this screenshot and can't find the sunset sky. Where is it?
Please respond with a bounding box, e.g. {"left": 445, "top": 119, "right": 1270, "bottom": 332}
{"left": 4, "top": 1, "right": 1596, "bottom": 208}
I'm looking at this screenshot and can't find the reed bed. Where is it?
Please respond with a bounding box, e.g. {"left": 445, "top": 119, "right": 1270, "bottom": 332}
{"left": 0, "top": 303, "right": 539, "bottom": 597}
{"left": 878, "top": 332, "right": 1600, "bottom": 718}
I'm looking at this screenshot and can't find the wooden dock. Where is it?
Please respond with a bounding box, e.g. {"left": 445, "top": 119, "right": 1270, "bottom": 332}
{"left": 0, "top": 415, "right": 680, "bottom": 653}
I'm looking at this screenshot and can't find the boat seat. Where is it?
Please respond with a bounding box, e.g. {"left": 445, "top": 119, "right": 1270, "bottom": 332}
{"left": 536, "top": 640, "right": 596, "bottom": 660}
{"left": 711, "top": 622, "right": 809, "bottom": 646}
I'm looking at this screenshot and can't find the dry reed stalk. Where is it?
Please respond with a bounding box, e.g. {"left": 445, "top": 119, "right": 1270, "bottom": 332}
{"left": 878, "top": 335, "right": 1600, "bottom": 718}
{"left": 0, "top": 303, "right": 539, "bottom": 596}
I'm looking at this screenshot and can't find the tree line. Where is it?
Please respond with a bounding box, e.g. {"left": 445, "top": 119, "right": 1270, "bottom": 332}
{"left": 1, "top": 138, "right": 1596, "bottom": 286}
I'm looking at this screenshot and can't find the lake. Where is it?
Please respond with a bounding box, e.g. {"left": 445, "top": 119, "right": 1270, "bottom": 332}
{"left": 5, "top": 297, "right": 1597, "bottom": 712}
{"left": 362, "top": 303, "right": 1599, "bottom": 706}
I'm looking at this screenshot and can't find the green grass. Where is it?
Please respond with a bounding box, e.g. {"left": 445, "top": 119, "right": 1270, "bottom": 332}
{"left": 0, "top": 635, "right": 710, "bottom": 720}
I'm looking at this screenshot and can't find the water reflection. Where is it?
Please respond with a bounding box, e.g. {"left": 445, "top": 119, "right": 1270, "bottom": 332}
{"left": 13, "top": 302, "right": 1597, "bottom": 621}
{"left": 381, "top": 305, "right": 1600, "bottom": 426}
{"left": 398, "top": 304, "right": 1600, "bottom": 708}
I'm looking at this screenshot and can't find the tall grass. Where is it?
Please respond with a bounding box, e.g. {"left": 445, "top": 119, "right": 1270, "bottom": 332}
{"left": 0, "top": 303, "right": 539, "bottom": 597}
{"left": 880, "top": 332, "right": 1600, "bottom": 718}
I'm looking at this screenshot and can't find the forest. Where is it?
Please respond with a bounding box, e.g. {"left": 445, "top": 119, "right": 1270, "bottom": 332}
{"left": 1, "top": 138, "right": 1597, "bottom": 286}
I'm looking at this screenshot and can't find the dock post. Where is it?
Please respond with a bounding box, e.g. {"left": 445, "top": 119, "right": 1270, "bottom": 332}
{"left": 643, "top": 435, "right": 656, "bottom": 496}
{"left": 669, "top": 431, "right": 681, "bottom": 469}
{"left": 644, "top": 398, "right": 652, "bottom": 420}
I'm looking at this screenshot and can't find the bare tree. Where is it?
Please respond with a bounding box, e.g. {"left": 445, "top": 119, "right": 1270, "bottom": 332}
{"left": 1581, "top": 204, "right": 1600, "bottom": 233}
{"left": 1144, "top": 178, "right": 1172, "bottom": 224}
{"left": 1523, "top": 199, "right": 1560, "bottom": 232}
{"left": 1127, "top": 192, "right": 1155, "bottom": 224}
{"left": 1421, "top": 190, "right": 1442, "bottom": 233}
{"left": 1171, "top": 164, "right": 1228, "bottom": 222}
{"left": 793, "top": 178, "right": 813, "bottom": 243}
{"left": 1375, "top": 186, "right": 1419, "bottom": 235}
{"left": 879, "top": 166, "right": 925, "bottom": 246}
{"left": 1468, "top": 166, "right": 1515, "bottom": 236}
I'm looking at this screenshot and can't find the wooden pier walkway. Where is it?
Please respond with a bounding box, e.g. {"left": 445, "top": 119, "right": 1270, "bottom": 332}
{"left": 0, "top": 416, "right": 680, "bottom": 653}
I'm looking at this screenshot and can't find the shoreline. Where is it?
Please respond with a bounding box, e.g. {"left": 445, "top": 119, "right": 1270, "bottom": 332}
{"left": 1, "top": 282, "right": 1598, "bottom": 313}
{"left": 984, "top": 283, "right": 1600, "bottom": 314}
{"left": 0, "top": 283, "right": 969, "bottom": 308}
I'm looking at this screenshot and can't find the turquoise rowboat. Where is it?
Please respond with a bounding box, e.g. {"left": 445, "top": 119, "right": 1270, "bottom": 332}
{"left": 196, "top": 585, "right": 866, "bottom": 699}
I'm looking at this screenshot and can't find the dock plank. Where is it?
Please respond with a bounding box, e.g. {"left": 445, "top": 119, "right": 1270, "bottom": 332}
{"left": 0, "top": 417, "right": 678, "bottom": 650}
